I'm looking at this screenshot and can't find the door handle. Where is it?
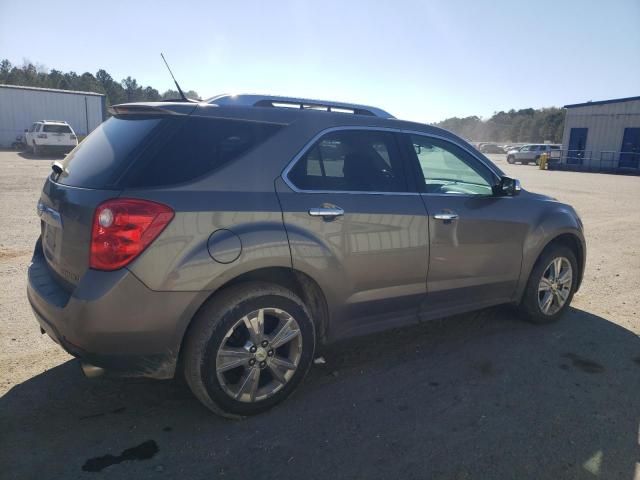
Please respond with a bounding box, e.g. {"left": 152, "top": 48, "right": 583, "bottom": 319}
{"left": 308, "top": 207, "right": 344, "bottom": 218}
{"left": 434, "top": 212, "right": 459, "bottom": 221}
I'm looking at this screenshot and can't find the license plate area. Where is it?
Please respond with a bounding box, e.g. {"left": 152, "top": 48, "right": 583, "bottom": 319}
{"left": 39, "top": 204, "right": 64, "bottom": 263}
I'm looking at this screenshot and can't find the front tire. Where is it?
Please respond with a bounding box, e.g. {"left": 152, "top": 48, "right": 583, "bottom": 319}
{"left": 519, "top": 245, "right": 578, "bottom": 324}
{"left": 183, "top": 282, "right": 316, "bottom": 418}
{"left": 507, "top": 155, "right": 514, "bottom": 164}
{"left": 32, "top": 142, "right": 39, "bottom": 157}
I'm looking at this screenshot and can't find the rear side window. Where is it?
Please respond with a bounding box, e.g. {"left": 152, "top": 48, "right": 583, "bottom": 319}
{"left": 58, "top": 116, "right": 164, "bottom": 188}
{"left": 125, "top": 117, "right": 282, "bottom": 188}
{"left": 287, "top": 130, "right": 407, "bottom": 192}
{"left": 43, "top": 124, "right": 72, "bottom": 133}
{"left": 57, "top": 116, "right": 281, "bottom": 189}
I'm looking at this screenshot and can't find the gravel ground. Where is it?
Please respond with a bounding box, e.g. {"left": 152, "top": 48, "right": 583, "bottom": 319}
{"left": 0, "top": 150, "right": 639, "bottom": 479}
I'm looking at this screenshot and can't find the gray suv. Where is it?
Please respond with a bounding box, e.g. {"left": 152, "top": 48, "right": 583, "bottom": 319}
{"left": 27, "top": 95, "right": 585, "bottom": 417}
{"left": 507, "top": 144, "right": 561, "bottom": 165}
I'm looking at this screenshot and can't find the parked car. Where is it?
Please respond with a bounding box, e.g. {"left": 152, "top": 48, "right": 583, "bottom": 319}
{"left": 507, "top": 144, "right": 561, "bottom": 165}
{"left": 503, "top": 144, "right": 519, "bottom": 153}
{"left": 24, "top": 120, "right": 78, "bottom": 156}
{"left": 27, "top": 95, "right": 585, "bottom": 417}
{"left": 479, "top": 143, "right": 504, "bottom": 154}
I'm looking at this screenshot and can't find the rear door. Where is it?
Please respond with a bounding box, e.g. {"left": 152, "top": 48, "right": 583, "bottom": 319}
{"left": 276, "top": 128, "right": 429, "bottom": 337}
{"left": 400, "top": 133, "right": 528, "bottom": 313}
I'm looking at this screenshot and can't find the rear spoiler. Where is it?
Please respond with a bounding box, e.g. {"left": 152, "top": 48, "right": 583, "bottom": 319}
{"left": 109, "top": 102, "right": 198, "bottom": 117}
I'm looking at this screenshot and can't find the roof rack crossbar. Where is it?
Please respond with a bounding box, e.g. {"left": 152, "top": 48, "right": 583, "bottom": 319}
{"left": 208, "top": 94, "right": 394, "bottom": 119}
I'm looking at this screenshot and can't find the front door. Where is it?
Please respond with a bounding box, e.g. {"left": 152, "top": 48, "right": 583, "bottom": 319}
{"left": 401, "top": 133, "right": 528, "bottom": 314}
{"left": 567, "top": 128, "right": 588, "bottom": 164}
{"left": 619, "top": 128, "right": 640, "bottom": 169}
{"left": 276, "top": 129, "right": 429, "bottom": 338}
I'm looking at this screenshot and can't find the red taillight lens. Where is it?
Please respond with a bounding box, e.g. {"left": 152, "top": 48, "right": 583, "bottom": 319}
{"left": 90, "top": 198, "right": 174, "bottom": 271}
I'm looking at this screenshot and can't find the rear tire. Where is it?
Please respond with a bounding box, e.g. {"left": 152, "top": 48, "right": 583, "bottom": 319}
{"left": 183, "top": 282, "right": 316, "bottom": 418}
{"left": 519, "top": 245, "right": 578, "bottom": 324}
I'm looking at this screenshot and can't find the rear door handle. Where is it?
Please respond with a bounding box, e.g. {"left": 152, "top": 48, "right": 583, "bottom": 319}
{"left": 434, "top": 212, "right": 459, "bottom": 221}
{"left": 308, "top": 207, "right": 344, "bottom": 218}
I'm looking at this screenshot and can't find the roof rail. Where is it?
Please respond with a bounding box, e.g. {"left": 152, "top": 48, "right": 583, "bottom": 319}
{"left": 207, "top": 94, "right": 395, "bottom": 119}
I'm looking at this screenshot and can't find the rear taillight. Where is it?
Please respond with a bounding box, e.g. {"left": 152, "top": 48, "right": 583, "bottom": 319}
{"left": 90, "top": 198, "right": 174, "bottom": 271}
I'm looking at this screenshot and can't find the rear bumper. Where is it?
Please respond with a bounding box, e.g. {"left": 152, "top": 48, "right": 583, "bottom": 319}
{"left": 27, "top": 240, "right": 205, "bottom": 378}
{"left": 36, "top": 144, "right": 75, "bottom": 153}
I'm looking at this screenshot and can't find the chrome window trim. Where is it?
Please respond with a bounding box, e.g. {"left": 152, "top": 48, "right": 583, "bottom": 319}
{"left": 281, "top": 126, "right": 502, "bottom": 196}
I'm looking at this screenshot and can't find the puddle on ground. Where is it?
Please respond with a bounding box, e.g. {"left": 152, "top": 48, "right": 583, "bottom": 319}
{"left": 82, "top": 440, "right": 159, "bottom": 472}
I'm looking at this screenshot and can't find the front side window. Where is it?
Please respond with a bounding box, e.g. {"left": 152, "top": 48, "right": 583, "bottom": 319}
{"left": 409, "top": 135, "right": 495, "bottom": 195}
{"left": 288, "top": 130, "right": 407, "bottom": 192}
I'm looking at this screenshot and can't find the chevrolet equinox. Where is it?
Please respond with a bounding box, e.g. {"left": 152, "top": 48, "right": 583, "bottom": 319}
{"left": 27, "top": 95, "right": 586, "bottom": 417}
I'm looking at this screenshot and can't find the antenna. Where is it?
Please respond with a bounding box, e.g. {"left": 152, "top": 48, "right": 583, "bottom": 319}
{"left": 160, "top": 53, "right": 188, "bottom": 102}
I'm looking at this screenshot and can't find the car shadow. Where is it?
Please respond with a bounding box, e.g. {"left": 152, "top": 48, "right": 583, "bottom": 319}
{"left": 17, "top": 151, "right": 66, "bottom": 161}
{"left": 1, "top": 307, "right": 639, "bottom": 479}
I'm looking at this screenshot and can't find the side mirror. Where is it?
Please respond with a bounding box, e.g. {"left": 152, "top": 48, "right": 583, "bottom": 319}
{"left": 494, "top": 176, "right": 521, "bottom": 196}
{"left": 24, "top": 129, "right": 28, "bottom": 133}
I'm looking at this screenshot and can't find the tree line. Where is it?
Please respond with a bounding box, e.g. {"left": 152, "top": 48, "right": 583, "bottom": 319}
{"left": 0, "top": 59, "right": 200, "bottom": 108}
{"left": 2, "top": 59, "right": 565, "bottom": 143}
{"left": 433, "top": 107, "right": 566, "bottom": 143}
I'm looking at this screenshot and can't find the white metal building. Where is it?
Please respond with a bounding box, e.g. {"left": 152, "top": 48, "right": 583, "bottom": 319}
{"left": 558, "top": 96, "right": 640, "bottom": 172}
{"left": 0, "top": 84, "right": 105, "bottom": 147}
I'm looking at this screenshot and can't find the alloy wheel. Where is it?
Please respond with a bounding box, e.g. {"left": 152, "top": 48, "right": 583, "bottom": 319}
{"left": 215, "top": 308, "right": 302, "bottom": 403}
{"left": 538, "top": 257, "right": 572, "bottom": 315}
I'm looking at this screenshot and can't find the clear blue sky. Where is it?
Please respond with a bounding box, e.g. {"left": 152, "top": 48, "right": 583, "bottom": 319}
{"left": 1, "top": 0, "right": 638, "bottom": 123}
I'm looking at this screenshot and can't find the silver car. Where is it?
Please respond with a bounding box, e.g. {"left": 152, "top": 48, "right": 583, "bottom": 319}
{"left": 27, "top": 95, "right": 585, "bottom": 417}
{"left": 507, "top": 144, "right": 561, "bottom": 165}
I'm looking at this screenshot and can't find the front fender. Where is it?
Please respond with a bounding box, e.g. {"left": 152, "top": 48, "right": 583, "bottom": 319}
{"left": 515, "top": 203, "right": 586, "bottom": 301}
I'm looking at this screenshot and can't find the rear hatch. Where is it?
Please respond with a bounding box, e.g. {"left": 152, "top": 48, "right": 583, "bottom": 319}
{"left": 37, "top": 105, "right": 195, "bottom": 290}
{"left": 37, "top": 102, "right": 283, "bottom": 289}
{"left": 42, "top": 124, "right": 75, "bottom": 146}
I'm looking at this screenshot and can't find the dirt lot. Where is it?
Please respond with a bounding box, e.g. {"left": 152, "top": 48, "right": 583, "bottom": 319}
{"left": 1, "top": 150, "right": 639, "bottom": 479}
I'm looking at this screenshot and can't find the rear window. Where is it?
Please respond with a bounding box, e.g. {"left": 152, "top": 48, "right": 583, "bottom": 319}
{"left": 56, "top": 116, "right": 281, "bottom": 189}
{"left": 43, "top": 124, "right": 72, "bottom": 133}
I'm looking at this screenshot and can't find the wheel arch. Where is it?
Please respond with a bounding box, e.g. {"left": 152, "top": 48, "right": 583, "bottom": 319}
{"left": 176, "top": 266, "right": 330, "bottom": 376}
{"left": 517, "top": 230, "right": 586, "bottom": 304}
{"left": 540, "top": 233, "right": 585, "bottom": 291}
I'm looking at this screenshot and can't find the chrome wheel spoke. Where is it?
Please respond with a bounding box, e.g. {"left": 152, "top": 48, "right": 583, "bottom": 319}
{"left": 557, "top": 287, "right": 570, "bottom": 302}
{"left": 552, "top": 258, "right": 563, "bottom": 281}
{"left": 270, "top": 318, "right": 301, "bottom": 349}
{"left": 539, "top": 277, "right": 553, "bottom": 292}
{"left": 540, "top": 291, "right": 554, "bottom": 313}
{"left": 557, "top": 270, "right": 572, "bottom": 286}
{"left": 268, "top": 356, "right": 296, "bottom": 384}
{"left": 217, "top": 347, "right": 253, "bottom": 372}
{"left": 244, "top": 309, "right": 265, "bottom": 345}
{"left": 236, "top": 367, "right": 261, "bottom": 401}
